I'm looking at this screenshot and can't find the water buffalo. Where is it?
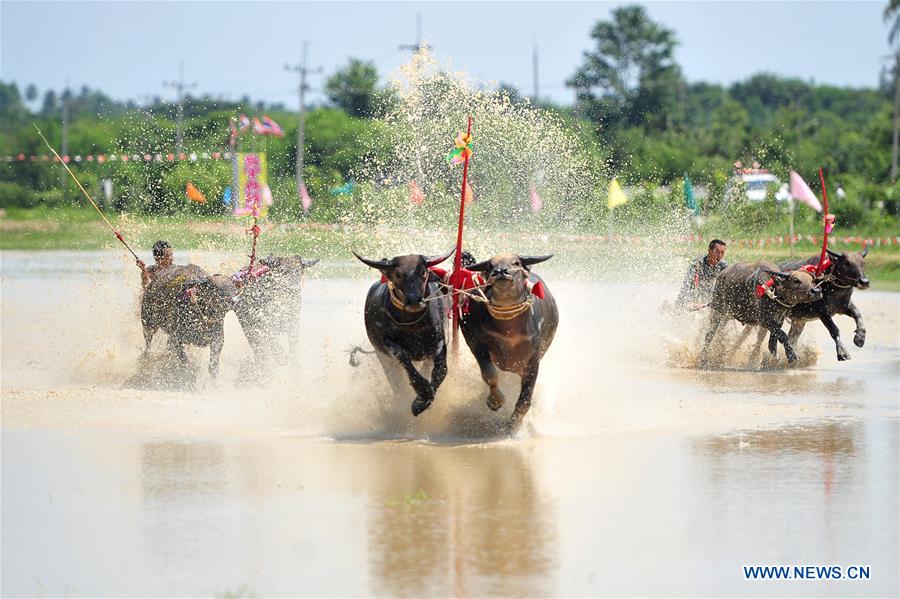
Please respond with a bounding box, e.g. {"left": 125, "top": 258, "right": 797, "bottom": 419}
{"left": 699, "top": 262, "right": 821, "bottom": 367}
{"left": 233, "top": 255, "right": 319, "bottom": 363}
{"left": 461, "top": 253, "right": 558, "bottom": 430}
{"left": 355, "top": 250, "right": 454, "bottom": 416}
{"left": 141, "top": 264, "right": 238, "bottom": 378}
{"left": 752, "top": 247, "right": 869, "bottom": 362}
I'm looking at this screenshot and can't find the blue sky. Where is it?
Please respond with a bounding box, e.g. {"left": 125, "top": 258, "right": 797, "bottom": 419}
{"left": 1, "top": 1, "right": 892, "bottom": 108}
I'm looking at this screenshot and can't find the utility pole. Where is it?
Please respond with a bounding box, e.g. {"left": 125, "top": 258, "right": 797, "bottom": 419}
{"left": 60, "top": 81, "right": 69, "bottom": 195}
{"left": 399, "top": 13, "right": 432, "bottom": 52}
{"left": 532, "top": 38, "right": 539, "bottom": 103}
{"left": 892, "top": 52, "right": 899, "bottom": 181}
{"left": 285, "top": 42, "right": 322, "bottom": 200}
{"left": 163, "top": 61, "right": 197, "bottom": 156}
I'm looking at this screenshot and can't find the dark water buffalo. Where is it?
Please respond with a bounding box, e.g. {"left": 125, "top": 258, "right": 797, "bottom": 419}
{"left": 700, "top": 261, "right": 821, "bottom": 367}
{"left": 774, "top": 248, "right": 870, "bottom": 361}
{"left": 141, "top": 264, "right": 239, "bottom": 377}
{"left": 234, "top": 255, "right": 319, "bottom": 363}
{"left": 355, "top": 250, "right": 454, "bottom": 416}
{"left": 461, "top": 253, "right": 558, "bottom": 430}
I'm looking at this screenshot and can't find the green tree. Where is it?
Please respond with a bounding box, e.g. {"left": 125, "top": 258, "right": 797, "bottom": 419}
{"left": 0, "top": 82, "right": 29, "bottom": 131}
{"left": 567, "top": 5, "right": 681, "bottom": 135}
{"left": 324, "top": 58, "right": 380, "bottom": 117}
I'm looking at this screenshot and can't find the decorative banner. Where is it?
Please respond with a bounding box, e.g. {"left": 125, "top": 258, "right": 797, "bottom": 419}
{"left": 409, "top": 180, "right": 425, "bottom": 206}
{"left": 607, "top": 178, "right": 628, "bottom": 209}
{"left": 235, "top": 152, "right": 269, "bottom": 218}
{"left": 790, "top": 170, "right": 823, "bottom": 212}
{"left": 185, "top": 181, "right": 207, "bottom": 204}
{"left": 530, "top": 183, "right": 542, "bottom": 213}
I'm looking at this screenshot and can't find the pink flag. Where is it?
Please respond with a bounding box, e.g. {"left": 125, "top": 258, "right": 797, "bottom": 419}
{"left": 262, "top": 115, "right": 284, "bottom": 137}
{"left": 409, "top": 181, "right": 425, "bottom": 206}
{"left": 530, "top": 184, "right": 542, "bottom": 213}
{"left": 300, "top": 182, "right": 313, "bottom": 216}
{"left": 790, "top": 170, "right": 823, "bottom": 212}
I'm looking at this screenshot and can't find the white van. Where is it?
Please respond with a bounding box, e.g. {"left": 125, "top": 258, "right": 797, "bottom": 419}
{"left": 725, "top": 168, "right": 790, "bottom": 203}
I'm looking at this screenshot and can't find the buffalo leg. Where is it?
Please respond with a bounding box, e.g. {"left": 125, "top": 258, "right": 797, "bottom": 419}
{"left": 787, "top": 320, "right": 806, "bottom": 347}
{"left": 167, "top": 336, "right": 188, "bottom": 364}
{"left": 727, "top": 324, "right": 755, "bottom": 359}
{"left": 767, "top": 331, "right": 778, "bottom": 357}
{"left": 818, "top": 312, "right": 850, "bottom": 361}
{"left": 843, "top": 300, "right": 866, "bottom": 348}
{"left": 429, "top": 340, "right": 448, "bottom": 396}
{"left": 382, "top": 339, "right": 434, "bottom": 416}
{"left": 142, "top": 324, "right": 157, "bottom": 354}
{"left": 748, "top": 327, "right": 767, "bottom": 366}
{"left": 209, "top": 325, "right": 223, "bottom": 378}
{"left": 473, "top": 344, "right": 504, "bottom": 410}
{"left": 510, "top": 358, "right": 540, "bottom": 430}
{"left": 764, "top": 320, "right": 797, "bottom": 364}
{"left": 699, "top": 311, "right": 726, "bottom": 368}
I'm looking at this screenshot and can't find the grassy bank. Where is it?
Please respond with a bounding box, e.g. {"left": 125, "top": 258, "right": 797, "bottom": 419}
{"left": 2, "top": 207, "right": 899, "bottom": 289}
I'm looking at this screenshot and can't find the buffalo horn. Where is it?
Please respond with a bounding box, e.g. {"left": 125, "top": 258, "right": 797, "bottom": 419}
{"left": 301, "top": 258, "right": 320, "bottom": 268}
{"left": 861, "top": 245, "right": 869, "bottom": 258}
{"left": 520, "top": 254, "right": 554, "bottom": 268}
{"left": 424, "top": 249, "right": 455, "bottom": 268}
{"left": 762, "top": 269, "right": 791, "bottom": 280}
{"left": 826, "top": 248, "right": 843, "bottom": 260}
{"left": 353, "top": 252, "right": 393, "bottom": 270}
{"left": 467, "top": 259, "right": 493, "bottom": 273}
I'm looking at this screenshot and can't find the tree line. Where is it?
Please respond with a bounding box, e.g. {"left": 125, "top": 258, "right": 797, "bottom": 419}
{"left": 0, "top": 4, "right": 896, "bottom": 232}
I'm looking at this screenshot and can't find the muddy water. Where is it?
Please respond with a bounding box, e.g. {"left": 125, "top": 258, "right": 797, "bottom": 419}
{"left": 2, "top": 251, "right": 898, "bottom": 597}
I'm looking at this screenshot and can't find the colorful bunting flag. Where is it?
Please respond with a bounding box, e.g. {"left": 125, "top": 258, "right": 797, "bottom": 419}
{"left": 607, "top": 178, "right": 628, "bottom": 209}
{"left": 186, "top": 181, "right": 206, "bottom": 204}
{"left": 789, "top": 170, "right": 823, "bottom": 212}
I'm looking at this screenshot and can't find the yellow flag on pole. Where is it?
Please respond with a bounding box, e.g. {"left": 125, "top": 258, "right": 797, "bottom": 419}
{"left": 607, "top": 178, "right": 628, "bottom": 209}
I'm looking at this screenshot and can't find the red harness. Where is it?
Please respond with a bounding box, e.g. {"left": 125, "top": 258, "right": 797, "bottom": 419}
{"left": 755, "top": 258, "right": 830, "bottom": 298}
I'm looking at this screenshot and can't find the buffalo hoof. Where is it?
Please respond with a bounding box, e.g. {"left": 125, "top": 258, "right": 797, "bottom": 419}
{"left": 854, "top": 329, "right": 866, "bottom": 348}
{"left": 837, "top": 349, "right": 851, "bottom": 361}
{"left": 486, "top": 389, "right": 505, "bottom": 411}
{"left": 785, "top": 352, "right": 798, "bottom": 365}
{"left": 411, "top": 396, "right": 432, "bottom": 417}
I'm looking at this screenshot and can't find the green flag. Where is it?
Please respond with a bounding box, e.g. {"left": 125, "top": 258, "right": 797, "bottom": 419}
{"left": 684, "top": 173, "right": 699, "bottom": 215}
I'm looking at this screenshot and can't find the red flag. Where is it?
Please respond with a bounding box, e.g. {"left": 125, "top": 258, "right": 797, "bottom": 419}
{"left": 530, "top": 184, "right": 542, "bottom": 213}
{"left": 300, "top": 182, "right": 313, "bottom": 215}
{"left": 464, "top": 181, "right": 474, "bottom": 205}
{"left": 409, "top": 181, "right": 425, "bottom": 206}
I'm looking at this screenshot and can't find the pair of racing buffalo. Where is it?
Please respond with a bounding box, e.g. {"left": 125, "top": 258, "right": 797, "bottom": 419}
{"left": 140, "top": 256, "right": 317, "bottom": 377}
{"left": 699, "top": 247, "right": 869, "bottom": 368}
{"left": 354, "top": 250, "right": 558, "bottom": 430}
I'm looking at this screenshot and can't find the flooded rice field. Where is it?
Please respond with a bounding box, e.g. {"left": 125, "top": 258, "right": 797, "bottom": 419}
{"left": 2, "top": 250, "right": 898, "bottom": 597}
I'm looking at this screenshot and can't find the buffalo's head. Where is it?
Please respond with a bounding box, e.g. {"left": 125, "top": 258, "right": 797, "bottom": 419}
{"left": 469, "top": 253, "right": 552, "bottom": 306}
{"left": 354, "top": 250, "right": 453, "bottom": 310}
{"left": 763, "top": 268, "right": 823, "bottom": 305}
{"left": 186, "top": 274, "right": 240, "bottom": 320}
{"left": 826, "top": 247, "right": 869, "bottom": 289}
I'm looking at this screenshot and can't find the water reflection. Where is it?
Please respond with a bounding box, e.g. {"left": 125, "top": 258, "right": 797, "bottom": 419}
{"left": 363, "top": 442, "right": 557, "bottom": 597}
